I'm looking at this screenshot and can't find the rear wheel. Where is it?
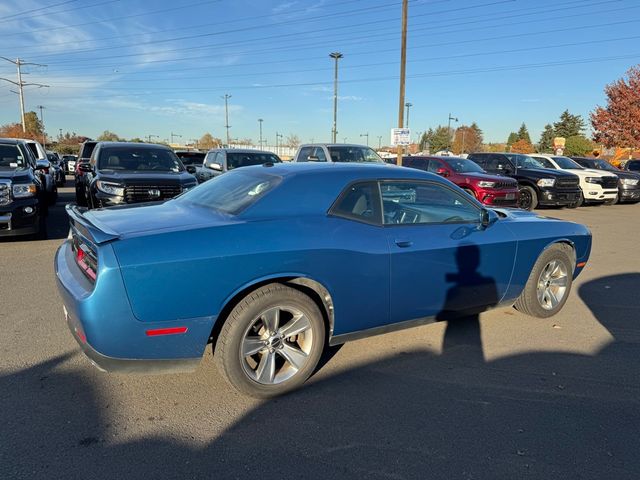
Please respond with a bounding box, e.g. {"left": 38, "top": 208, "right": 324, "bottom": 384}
{"left": 514, "top": 244, "right": 574, "bottom": 318}
{"left": 214, "top": 283, "right": 325, "bottom": 398}
{"left": 517, "top": 186, "right": 537, "bottom": 210}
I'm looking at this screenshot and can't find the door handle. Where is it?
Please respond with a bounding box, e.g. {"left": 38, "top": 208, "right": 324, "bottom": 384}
{"left": 394, "top": 239, "right": 413, "bottom": 248}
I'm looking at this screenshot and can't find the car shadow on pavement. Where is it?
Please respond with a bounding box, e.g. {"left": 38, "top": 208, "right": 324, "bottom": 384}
{"left": 2, "top": 271, "right": 639, "bottom": 479}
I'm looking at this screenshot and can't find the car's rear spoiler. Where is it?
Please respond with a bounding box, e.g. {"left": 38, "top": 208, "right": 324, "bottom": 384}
{"left": 65, "top": 204, "right": 120, "bottom": 245}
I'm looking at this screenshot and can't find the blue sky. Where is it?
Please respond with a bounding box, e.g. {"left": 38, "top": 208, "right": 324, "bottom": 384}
{"left": 0, "top": 0, "right": 639, "bottom": 146}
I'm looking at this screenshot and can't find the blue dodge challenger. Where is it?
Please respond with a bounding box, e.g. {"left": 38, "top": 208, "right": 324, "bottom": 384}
{"left": 55, "top": 162, "right": 591, "bottom": 397}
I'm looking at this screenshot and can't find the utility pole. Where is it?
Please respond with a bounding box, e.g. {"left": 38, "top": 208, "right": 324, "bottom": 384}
{"left": 147, "top": 134, "right": 159, "bottom": 143}
{"left": 221, "top": 94, "right": 231, "bottom": 146}
{"left": 396, "top": 0, "right": 408, "bottom": 166}
{"left": 447, "top": 113, "right": 458, "bottom": 152}
{"left": 329, "top": 52, "right": 343, "bottom": 143}
{"left": 378, "top": 136, "right": 383, "bottom": 149}
{"left": 360, "top": 133, "right": 369, "bottom": 146}
{"left": 0, "top": 57, "right": 48, "bottom": 132}
{"left": 461, "top": 128, "right": 466, "bottom": 154}
{"left": 405, "top": 102, "right": 412, "bottom": 127}
{"left": 36, "top": 105, "right": 46, "bottom": 148}
{"left": 170, "top": 132, "right": 182, "bottom": 144}
{"left": 275, "top": 132, "right": 283, "bottom": 155}
{"left": 258, "top": 118, "right": 263, "bottom": 150}
{"left": 190, "top": 139, "right": 199, "bottom": 150}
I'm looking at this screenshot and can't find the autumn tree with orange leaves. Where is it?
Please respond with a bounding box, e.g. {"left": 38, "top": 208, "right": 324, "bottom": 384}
{"left": 510, "top": 138, "right": 534, "bottom": 154}
{"left": 591, "top": 65, "right": 640, "bottom": 150}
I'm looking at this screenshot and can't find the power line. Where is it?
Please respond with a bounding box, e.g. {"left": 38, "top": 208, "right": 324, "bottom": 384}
{"left": 0, "top": 0, "right": 79, "bottom": 21}
{"left": 0, "top": 0, "right": 120, "bottom": 25}
{"left": 0, "top": 57, "right": 49, "bottom": 132}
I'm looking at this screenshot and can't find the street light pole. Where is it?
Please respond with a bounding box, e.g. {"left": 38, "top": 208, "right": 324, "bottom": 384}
{"left": 360, "top": 133, "right": 369, "bottom": 146}
{"left": 343, "top": 137, "right": 347, "bottom": 144}
{"left": 147, "top": 134, "right": 159, "bottom": 143}
{"left": 405, "top": 102, "right": 412, "bottom": 127}
{"left": 258, "top": 118, "right": 263, "bottom": 150}
{"left": 378, "top": 135, "right": 383, "bottom": 148}
{"left": 275, "top": 132, "right": 283, "bottom": 155}
{"left": 36, "top": 105, "right": 46, "bottom": 148}
{"left": 447, "top": 113, "right": 458, "bottom": 152}
{"left": 329, "top": 52, "right": 343, "bottom": 143}
{"left": 396, "top": 0, "right": 408, "bottom": 166}
{"left": 221, "top": 94, "right": 232, "bottom": 146}
{"left": 170, "top": 132, "right": 182, "bottom": 144}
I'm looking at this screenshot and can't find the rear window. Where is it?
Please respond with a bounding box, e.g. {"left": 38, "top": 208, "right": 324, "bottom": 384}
{"left": 79, "top": 142, "right": 97, "bottom": 159}
{"left": 327, "top": 146, "right": 383, "bottom": 163}
{"left": 227, "top": 152, "right": 281, "bottom": 170}
{"left": 98, "top": 146, "right": 184, "bottom": 172}
{"left": 175, "top": 152, "right": 206, "bottom": 166}
{"left": 0, "top": 145, "right": 26, "bottom": 170}
{"left": 177, "top": 169, "right": 281, "bottom": 215}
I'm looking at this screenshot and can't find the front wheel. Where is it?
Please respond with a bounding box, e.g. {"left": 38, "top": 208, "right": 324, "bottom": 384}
{"left": 214, "top": 283, "right": 325, "bottom": 398}
{"left": 514, "top": 244, "right": 574, "bottom": 318}
{"left": 517, "top": 186, "right": 538, "bottom": 210}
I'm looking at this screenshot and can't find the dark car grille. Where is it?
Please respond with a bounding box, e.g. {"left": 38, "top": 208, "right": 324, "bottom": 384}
{"left": 494, "top": 181, "right": 517, "bottom": 189}
{"left": 600, "top": 176, "right": 618, "bottom": 189}
{"left": 124, "top": 183, "right": 182, "bottom": 203}
{"left": 556, "top": 177, "right": 579, "bottom": 189}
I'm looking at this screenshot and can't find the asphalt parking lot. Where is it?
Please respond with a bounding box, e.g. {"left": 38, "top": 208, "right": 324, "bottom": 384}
{"left": 1, "top": 181, "right": 639, "bottom": 480}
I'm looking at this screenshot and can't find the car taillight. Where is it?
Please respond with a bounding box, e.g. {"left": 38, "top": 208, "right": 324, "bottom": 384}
{"left": 72, "top": 231, "right": 98, "bottom": 282}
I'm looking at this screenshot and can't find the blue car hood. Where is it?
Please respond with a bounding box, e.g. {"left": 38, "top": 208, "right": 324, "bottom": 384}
{"left": 83, "top": 200, "right": 234, "bottom": 238}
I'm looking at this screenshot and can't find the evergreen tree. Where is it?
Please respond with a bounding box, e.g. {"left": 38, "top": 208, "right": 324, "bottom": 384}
{"left": 516, "top": 123, "right": 531, "bottom": 144}
{"left": 538, "top": 124, "right": 555, "bottom": 153}
{"left": 553, "top": 110, "right": 585, "bottom": 138}
{"left": 469, "top": 122, "right": 484, "bottom": 151}
{"left": 507, "top": 132, "right": 518, "bottom": 147}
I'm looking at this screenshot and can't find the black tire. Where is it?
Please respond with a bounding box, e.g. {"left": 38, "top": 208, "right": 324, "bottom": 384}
{"left": 75, "top": 186, "right": 87, "bottom": 206}
{"left": 604, "top": 194, "right": 618, "bottom": 205}
{"left": 461, "top": 187, "right": 476, "bottom": 199}
{"left": 214, "top": 283, "right": 325, "bottom": 398}
{"left": 518, "top": 186, "right": 538, "bottom": 211}
{"left": 514, "top": 244, "right": 574, "bottom": 318}
{"left": 574, "top": 192, "right": 584, "bottom": 208}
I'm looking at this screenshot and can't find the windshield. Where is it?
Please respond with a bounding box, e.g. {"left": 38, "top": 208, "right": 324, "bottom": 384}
{"left": 175, "top": 152, "right": 205, "bottom": 166}
{"left": 98, "top": 147, "right": 184, "bottom": 172}
{"left": 227, "top": 152, "right": 281, "bottom": 170}
{"left": 445, "top": 158, "right": 485, "bottom": 173}
{"left": 627, "top": 161, "right": 640, "bottom": 172}
{"left": 0, "top": 145, "right": 27, "bottom": 170}
{"left": 591, "top": 159, "right": 617, "bottom": 171}
{"left": 552, "top": 156, "right": 584, "bottom": 169}
{"left": 177, "top": 169, "right": 281, "bottom": 215}
{"left": 327, "top": 146, "right": 383, "bottom": 163}
{"left": 506, "top": 154, "right": 545, "bottom": 169}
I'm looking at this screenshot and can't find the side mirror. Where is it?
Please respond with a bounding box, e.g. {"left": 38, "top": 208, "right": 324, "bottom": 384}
{"left": 36, "top": 159, "right": 51, "bottom": 170}
{"left": 185, "top": 165, "right": 197, "bottom": 174}
{"left": 307, "top": 155, "right": 319, "bottom": 162}
{"left": 480, "top": 208, "right": 497, "bottom": 229}
{"left": 435, "top": 167, "right": 449, "bottom": 177}
{"left": 207, "top": 162, "right": 222, "bottom": 171}
{"left": 78, "top": 162, "right": 93, "bottom": 173}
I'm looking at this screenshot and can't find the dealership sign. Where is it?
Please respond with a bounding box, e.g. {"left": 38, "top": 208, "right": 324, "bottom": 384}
{"left": 391, "top": 128, "right": 411, "bottom": 146}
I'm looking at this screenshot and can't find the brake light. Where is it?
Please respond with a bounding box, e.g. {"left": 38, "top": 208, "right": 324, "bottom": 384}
{"left": 146, "top": 327, "right": 188, "bottom": 336}
{"left": 72, "top": 231, "right": 98, "bottom": 282}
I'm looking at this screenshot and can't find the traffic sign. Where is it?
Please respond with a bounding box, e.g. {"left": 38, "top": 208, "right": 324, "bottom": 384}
{"left": 391, "top": 128, "right": 411, "bottom": 146}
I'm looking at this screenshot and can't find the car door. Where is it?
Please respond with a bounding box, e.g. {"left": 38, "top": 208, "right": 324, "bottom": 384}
{"left": 381, "top": 180, "right": 517, "bottom": 323}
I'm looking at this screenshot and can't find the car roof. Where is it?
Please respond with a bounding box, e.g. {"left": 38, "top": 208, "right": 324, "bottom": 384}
{"left": 0, "top": 138, "right": 22, "bottom": 145}
{"left": 207, "top": 148, "right": 277, "bottom": 154}
{"left": 97, "top": 142, "right": 171, "bottom": 149}
{"left": 405, "top": 155, "right": 468, "bottom": 161}
{"left": 298, "top": 143, "right": 371, "bottom": 148}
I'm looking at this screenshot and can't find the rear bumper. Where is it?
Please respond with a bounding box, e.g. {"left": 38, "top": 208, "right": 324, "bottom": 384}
{"left": 537, "top": 188, "right": 580, "bottom": 206}
{"left": 55, "top": 241, "right": 212, "bottom": 373}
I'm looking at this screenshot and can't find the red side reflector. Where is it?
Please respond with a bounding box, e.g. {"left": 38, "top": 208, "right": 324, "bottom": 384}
{"left": 576, "top": 261, "right": 587, "bottom": 268}
{"left": 145, "top": 327, "right": 188, "bottom": 337}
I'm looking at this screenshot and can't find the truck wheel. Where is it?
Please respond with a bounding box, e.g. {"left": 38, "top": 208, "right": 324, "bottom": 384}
{"left": 214, "top": 283, "right": 325, "bottom": 398}
{"left": 517, "top": 186, "right": 537, "bottom": 210}
{"left": 514, "top": 244, "right": 574, "bottom": 318}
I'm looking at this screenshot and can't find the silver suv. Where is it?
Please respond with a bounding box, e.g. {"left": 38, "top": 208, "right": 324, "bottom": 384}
{"left": 293, "top": 144, "right": 384, "bottom": 163}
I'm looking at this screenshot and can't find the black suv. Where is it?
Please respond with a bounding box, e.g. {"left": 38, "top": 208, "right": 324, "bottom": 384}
{"left": 76, "top": 142, "right": 197, "bottom": 209}
{"left": 572, "top": 156, "right": 640, "bottom": 204}
{"left": 467, "top": 152, "right": 581, "bottom": 210}
{"left": 195, "top": 148, "right": 281, "bottom": 183}
{"left": 75, "top": 140, "right": 98, "bottom": 204}
{"left": 0, "top": 138, "right": 48, "bottom": 238}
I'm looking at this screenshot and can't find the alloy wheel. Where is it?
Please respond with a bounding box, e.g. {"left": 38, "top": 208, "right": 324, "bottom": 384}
{"left": 536, "top": 259, "right": 569, "bottom": 310}
{"left": 240, "top": 306, "right": 314, "bottom": 385}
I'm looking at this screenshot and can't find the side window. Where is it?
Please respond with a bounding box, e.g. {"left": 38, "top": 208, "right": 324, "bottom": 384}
{"left": 484, "top": 155, "right": 503, "bottom": 172}
{"left": 312, "top": 147, "right": 327, "bottom": 162}
{"left": 204, "top": 151, "right": 215, "bottom": 166}
{"left": 381, "top": 181, "right": 480, "bottom": 225}
{"left": 407, "top": 158, "right": 427, "bottom": 170}
{"left": 427, "top": 159, "right": 444, "bottom": 173}
{"left": 468, "top": 154, "right": 485, "bottom": 168}
{"left": 214, "top": 152, "right": 224, "bottom": 167}
{"left": 330, "top": 182, "right": 381, "bottom": 224}
{"left": 297, "top": 147, "right": 313, "bottom": 162}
